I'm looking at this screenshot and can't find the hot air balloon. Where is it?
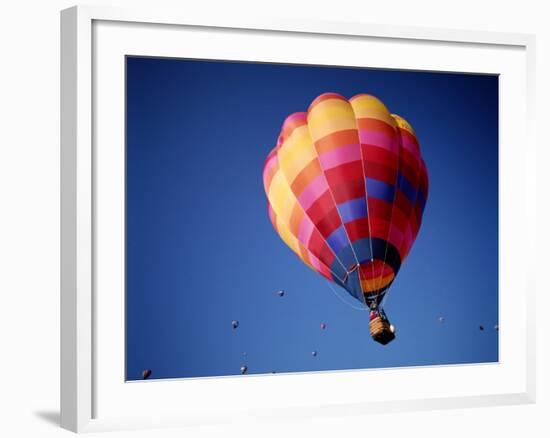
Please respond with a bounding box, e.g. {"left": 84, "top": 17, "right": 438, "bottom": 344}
{"left": 263, "top": 93, "right": 429, "bottom": 345}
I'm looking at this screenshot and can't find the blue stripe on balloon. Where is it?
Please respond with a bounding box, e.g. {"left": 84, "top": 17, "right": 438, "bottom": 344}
{"left": 397, "top": 173, "right": 417, "bottom": 204}
{"left": 332, "top": 244, "right": 357, "bottom": 273}
{"left": 366, "top": 178, "right": 395, "bottom": 203}
{"left": 345, "top": 269, "right": 364, "bottom": 303}
{"left": 333, "top": 238, "right": 389, "bottom": 272}
{"left": 325, "top": 226, "right": 349, "bottom": 255}
{"left": 331, "top": 242, "right": 369, "bottom": 304}
{"left": 337, "top": 198, "right": 368, "bottom": 223}
{"left": 330, "top": 262, "right": 347, "bottom": 284}
{"left": 334, "top": 239, "right": 373, "bottom": 270}
{"left": 330, "top": 257, "right": 349, "bottom": 286}
{"left": 350, "top": 238, "right": 374, "bottom": 263}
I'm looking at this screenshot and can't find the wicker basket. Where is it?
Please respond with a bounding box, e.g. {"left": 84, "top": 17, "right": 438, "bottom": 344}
{"left": 369, "top": 316, "right": 395, "bottom": 345}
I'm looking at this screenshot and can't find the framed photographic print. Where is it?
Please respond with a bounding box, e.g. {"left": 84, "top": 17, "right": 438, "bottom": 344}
{"left": 61, "top": 5, "right": 536, "bottom": 433}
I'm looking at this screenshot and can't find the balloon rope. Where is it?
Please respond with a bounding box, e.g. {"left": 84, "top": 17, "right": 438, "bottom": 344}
{"left": 324, "top": 279, "right": 368, "bottom": 312}
{"left": 380, "top": 282, "right": 392, "bottom": 308}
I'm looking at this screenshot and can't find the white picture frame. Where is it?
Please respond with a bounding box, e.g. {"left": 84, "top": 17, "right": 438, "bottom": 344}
{"left": 60, "top": 4, "right": 536, "bottom": 433}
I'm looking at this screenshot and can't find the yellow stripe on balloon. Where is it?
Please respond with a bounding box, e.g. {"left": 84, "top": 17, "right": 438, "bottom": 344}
{"left": 308, "top": 98, "right": 356, "bottom": 122}
{"left": 277, "top": 125, "right": 317, "bottom": 183}
{"left": 266, "top": 165, "right": 316, "bottom": 270}
{"left": 275, "top": 215, "right": 303, "bottom": 258}
{"left": 307, "top": 98, "right": 357, "bottom": 142}
{"left": 267, "top": 170, "right": 296, "bottom": 224}
{"left": 274, "top": 215, "right": 312, "bottom": 268}
{"left": 349, "top": 94, "right": 395, "bottom": 127}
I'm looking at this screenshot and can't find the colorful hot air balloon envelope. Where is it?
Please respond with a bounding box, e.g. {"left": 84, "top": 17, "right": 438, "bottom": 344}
{"left": 263, "top": 92, "right": 428, "bottom": 313}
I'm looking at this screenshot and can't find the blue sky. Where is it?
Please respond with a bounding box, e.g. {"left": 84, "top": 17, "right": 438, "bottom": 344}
{"left": 125, "top": 57, "right": 498, "bottom": 380}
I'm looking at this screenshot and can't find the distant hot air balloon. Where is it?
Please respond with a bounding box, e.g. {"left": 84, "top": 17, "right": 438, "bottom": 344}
{"left": 263, "top": 93, "right": 429, "bottom": 345}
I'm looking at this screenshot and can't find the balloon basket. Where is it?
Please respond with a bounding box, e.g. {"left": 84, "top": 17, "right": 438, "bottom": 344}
{"left": 369, "top": 316, "right": 396, "bottom": 345}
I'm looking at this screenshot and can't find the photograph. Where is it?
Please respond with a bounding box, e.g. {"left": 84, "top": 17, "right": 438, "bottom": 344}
{"left": 0, "top": 0, "right": 543, "bottom": 436}
{"left": 125, "top": 56, "right": 499, "bottom": 380}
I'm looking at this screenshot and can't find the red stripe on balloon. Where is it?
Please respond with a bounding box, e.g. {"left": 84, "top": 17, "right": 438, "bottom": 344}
{"left": 356, "top": 118, "right": 395, "bottom": 137}
{"left": 314, "top": 130, "right": 358, "bottom": 154}
{"left": 324, "top": 160, "right": 364, "bottom": 186}
{"left": 314, "top": 208, "right": 342, "bottom": 238}
{"left": 362, "top": 144, "right": 400, "bottom": 170}
{"left": 344, "top": 217, "right": 371, "bottom": 242}
{"left": 305, "top": 190, "right": 335, "bottom": 225}
{"left": 363, "top": 161, "right": 397, "bottom": 186}
{"left": 330, "top": 179, "right": 365, "bottom": 204}
{"left": 308, "top": 92, "right": 347, "bottom": 111}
